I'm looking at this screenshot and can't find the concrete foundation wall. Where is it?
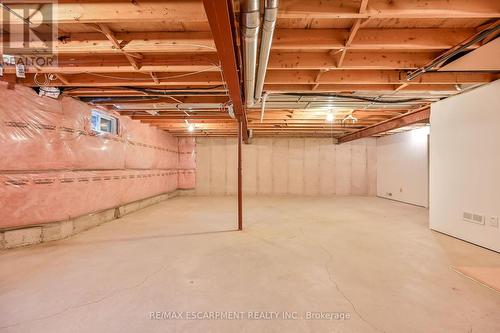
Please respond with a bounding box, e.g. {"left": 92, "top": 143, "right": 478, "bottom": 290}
{"left": 0, "top": 189, "right": 191, "bottom": 249}
{"left": 195, "top": 138, "right": 377, "bottom": 196}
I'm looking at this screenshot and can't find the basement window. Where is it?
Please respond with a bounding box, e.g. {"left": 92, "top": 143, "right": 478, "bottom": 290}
{"left": 91, "top": 110, "right": 118, "bottom": 135}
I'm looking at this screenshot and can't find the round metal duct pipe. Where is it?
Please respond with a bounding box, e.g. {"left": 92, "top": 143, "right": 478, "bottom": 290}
{"left": 241, "top": 0, "right": 260, "bottom": 107}
{"left": 255, "top": 0, "right": 279, "bottom": 102}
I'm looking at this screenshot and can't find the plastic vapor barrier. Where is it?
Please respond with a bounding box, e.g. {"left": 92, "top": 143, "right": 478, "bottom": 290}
{"left": 0, "top": 83, "right": 196, "bottom": 228}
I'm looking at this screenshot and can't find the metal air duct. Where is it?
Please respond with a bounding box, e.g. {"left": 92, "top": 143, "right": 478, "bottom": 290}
{"left": 255, "top": 0, "right": 279, "bottom": 102}
{"left": 241, "top": 0, "right": 260, "bottom": 107}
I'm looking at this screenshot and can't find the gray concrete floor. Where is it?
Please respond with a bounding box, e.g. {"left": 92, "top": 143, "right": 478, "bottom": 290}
{"left": 0, "top": 196, "right": 499, "bottom": 333}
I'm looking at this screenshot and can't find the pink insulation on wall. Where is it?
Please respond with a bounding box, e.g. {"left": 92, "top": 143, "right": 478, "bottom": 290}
{"left": 0, "top": 83, "right": 196, "bottom": 228}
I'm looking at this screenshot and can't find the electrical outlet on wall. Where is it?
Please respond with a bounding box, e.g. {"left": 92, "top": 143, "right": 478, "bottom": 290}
{"left": 489, "top": 216, "right": 499, "bottom": 228}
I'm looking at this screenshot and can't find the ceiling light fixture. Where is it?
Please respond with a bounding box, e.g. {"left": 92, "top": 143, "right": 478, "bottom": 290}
{"left": 326, "top": 111, "right": 334, "bottom": 122}
{"left": 185, "top": 119, "right": 195, "bottom": 132}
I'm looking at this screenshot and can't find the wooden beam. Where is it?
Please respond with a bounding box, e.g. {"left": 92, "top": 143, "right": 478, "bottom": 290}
{"left": 1, "top": 54, "right": 220, "bottom": 74}
{"left": 263, "top": 83, "right": 464, "bottom": 92}
{"left": 337, "top": 1, "right": 368, "bottom": 67}
{"left": 4, "top": 28, "right": 477, "bottom": 54}
{"left": 3, "top": 32, "right": 215, "bottom": 54}
{"left": 98, "top": 96, "right": 229, "bottom": 105}
{"left": 3, "top": 51, "right": 439, "bottom": 75}
{"left": 20, "top": 71, "right": 224, "bottom": 87}
{"left": 149, "top": 72, "right": 160, "bottom": 84}
{"left": 96, "top": 23, "right": 142, "bottom": 70}
{"left": 54, "top": 74, "right": 70, "bottom": 85}
{"left": 64, "top": 87, "right": 228, "bottom": 97}
{"left": 264, "top": 70, "right": 497, "bottom": 85}
{"left": 273, "top": 29, "right": 479, "bottom": 50}
{"left": 202, "top": 0, "right": 248, "bottom": 142}
{"left": 338, "top": 106, "right": 430, "bottom": 143}
{"left": 312, "top": 69, "right": 328, "bottom": 90}
{"left": 56, "top": 31, "right": 215, "bottom": 53}
{"left": 0, "top": 1, "right": 208, "bottom": 24}
{"left": 268, "top": 51, "right": 438, "bottom": 70}
{"left": 131, "top": 115, "right": 233, "bottom": 121}
{"left": 28, "top": 70, "right": 489, "bottom": 88}
{"left": 277, "top": 0, "right": 500, "bottom": 19}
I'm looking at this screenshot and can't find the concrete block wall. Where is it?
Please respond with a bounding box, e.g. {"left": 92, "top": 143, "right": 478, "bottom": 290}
{"left": 195, "top": 137, "right": 377, "bottom": 196}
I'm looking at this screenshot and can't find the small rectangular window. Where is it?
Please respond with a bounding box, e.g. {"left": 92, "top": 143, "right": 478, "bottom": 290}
{"left": 90, "top": 110, "right": 118, "bottom": 135}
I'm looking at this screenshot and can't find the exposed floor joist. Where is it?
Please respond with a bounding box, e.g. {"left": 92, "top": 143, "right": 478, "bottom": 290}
{"left": 1, "top": 0, "right": 498, "bottom": 138}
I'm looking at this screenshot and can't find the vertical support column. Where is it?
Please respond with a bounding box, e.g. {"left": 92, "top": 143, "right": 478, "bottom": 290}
{"left": 238, "top": 120, "right": 243, "bottom": 230}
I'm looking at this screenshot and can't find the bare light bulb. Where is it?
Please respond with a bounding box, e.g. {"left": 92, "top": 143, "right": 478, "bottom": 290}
{"left": 326, "top": 112, "right": 334, "bottom": 122}
{"left": 187, "top": 124, "right": 195, "bottom": 132}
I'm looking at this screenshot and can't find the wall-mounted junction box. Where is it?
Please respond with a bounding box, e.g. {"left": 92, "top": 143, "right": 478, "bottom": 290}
{"left": 488, "top": 216, "right": 499, "bottom": 228}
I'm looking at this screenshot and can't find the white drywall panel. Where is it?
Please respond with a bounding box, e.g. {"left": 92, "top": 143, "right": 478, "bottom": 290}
{"left": 377, "top": 128, "right": 429, "bottom": 207}
{"left": 430, "top": 80, "right": 500, "bottom": 252}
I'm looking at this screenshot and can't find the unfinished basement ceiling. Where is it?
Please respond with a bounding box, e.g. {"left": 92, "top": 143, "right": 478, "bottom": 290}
{"left": 1, "top": 0, "right": 499, "bottom": 138}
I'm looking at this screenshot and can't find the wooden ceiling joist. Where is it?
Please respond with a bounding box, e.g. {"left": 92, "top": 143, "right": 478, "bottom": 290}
{"left": 99, "top": 96, "right": 229, "bottom": 106}
{"left": 0, "top": 1, "right": 208, "bottom": 24}
{"left": 1, "top": 0, "right": 497, "bottom": 139}
{"left": 273, "top": 28, "right": 480, "bottom": 50}
{"left": 55, "top": 32, "right": 214, "bottom": 54}
{"left": 264, "top": 70, "right": 496, "bottom": 85}
{"left": 21, "top": 71, "right": 224, "bottom": 87}
{"left": 268, "top": 51, "right": 439, "bottom": 70}
{"left": 3, "top": 29, "right": 480, "bottom": 54}
{"left": 278, "top": 0, "right": 500, "bottom": 19}
{"left": 16, "top": 70, "right": 494, "bottom": 88}
{"left": 64, "top": 87, "right": 228, "bottom": 97}
{"left": 0, "top": 54, "right": 220, "bottom": 74}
